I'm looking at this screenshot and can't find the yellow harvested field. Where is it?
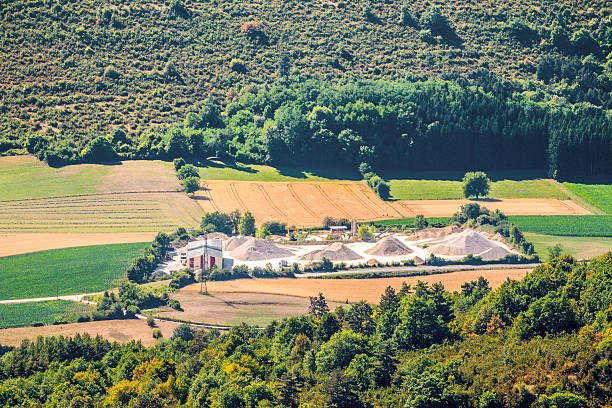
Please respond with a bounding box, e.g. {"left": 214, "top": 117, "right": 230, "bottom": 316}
{"left": 195, "top": 180, "right": 591, "bottom": 227}
{"left": 0, "top": 319, "right": 180, "bottom": 347}
{"left": 183, "top": 268, "right": 533, "bottom": 303}
{"left": 0, "top": 232, "right": 156, "bottom": 257}
{"left": 0, "top": 192, "right": 204, "bottom": 234}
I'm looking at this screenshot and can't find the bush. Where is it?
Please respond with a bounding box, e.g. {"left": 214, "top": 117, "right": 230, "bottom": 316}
{"left": 177, "top": 164, "right": 199, "bottom": 180}
{"left": 173, "top": 157, "right": 186, "bottom": 171}
{"left": 230, "top": 59, "right": 246, "bottom": 73}
{"left": 172, "top": 323, "right": 194, "bottom": 341}
{"left": 147, "top": 314, "right": 155, "bottom": 327}
{"left": 262, "top": 221, "right": 287, "bottom": 235}
{"left": 169, "top": 269, "right": 195, "bottom": 290}
{"left": 169, "top": 299, "right": 182, "bottom": 310}
{"left": 420, "top": 7, "right": 453, "bottom": 36}
{"left": 152, "top": 328, "right": 163, "bottom": 339}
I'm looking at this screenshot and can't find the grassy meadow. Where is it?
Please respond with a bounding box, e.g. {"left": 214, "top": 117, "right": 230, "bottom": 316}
{"left": 564, "top": 183, "right": 612, "bottom": 214}
{"left": 0, "top": 156, "right": 180, "bottom": 201}
{"left": 0, "top": 301, "right": 93, "bottom": 329}
{"left": 527, "top": 234, "right": 612, "bottom": 261}
{"left": 197, "top": 160, "right": 359, "bottom": 182}
{"left": 0, "top": 243, "right": 148, "bottom": 300}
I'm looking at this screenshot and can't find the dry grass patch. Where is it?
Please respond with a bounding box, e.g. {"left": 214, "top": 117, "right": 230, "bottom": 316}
{"left": 154, "top": 291, "right": 345, "bottom": 327}
{"left": 0, "top": 319, "right": 180, "bottom": 347}
{"left": 185, "top": 268, "right": 532, "bottom": 304}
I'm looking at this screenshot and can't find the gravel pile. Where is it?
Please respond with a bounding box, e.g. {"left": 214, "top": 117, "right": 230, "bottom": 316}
{"left": 223, "top": 236, "right": 249, "bottom": 251}
{"left": 365, "top": 236, "right": 413, "bottom": 257}
{"left": 406, "top": 225, "right": 462, "bottom": 241}
{"left": 478, "top": 245, "right": 512, "bottom": 261}
{"left": 427, "top": 229, "right": 503, "bottom": 257}
{"left": 299, "top": 243, "right": 362, "bottom": 261}
{"left": 230, "top": 238, "right": 294, "bottom": 261}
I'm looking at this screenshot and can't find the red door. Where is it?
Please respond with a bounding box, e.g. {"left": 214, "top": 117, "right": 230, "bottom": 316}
{"left": 189, "top": 258, "right": 194, "bottom": 268}
{"left": 210, "top": 256, "right": 216, "bottom": 268}
{"left": 200, "top": 255, "right": 204, "bottom": 268}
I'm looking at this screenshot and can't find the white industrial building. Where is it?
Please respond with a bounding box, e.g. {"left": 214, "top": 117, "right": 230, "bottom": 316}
{"left": 184, "top": 237, "right": 233, "bottom": 270}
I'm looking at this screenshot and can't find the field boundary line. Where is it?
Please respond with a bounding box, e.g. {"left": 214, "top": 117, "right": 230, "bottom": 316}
{"left": 342, "top": 183, "right": 384, "bottom": 217}
{"left": 286, "top": 183, "right": 319, "bottom": 219}
{"left": 0, "top": 190, "right": 183, "bottom": 203}
{"left": 313, "top": 183, "right": 351, "bottom": 218}
{"left": 256, "top": 184, "right": 287, "bottom": 219}
{"left": 353, "top": 183, "right": 404, "bottom": 218}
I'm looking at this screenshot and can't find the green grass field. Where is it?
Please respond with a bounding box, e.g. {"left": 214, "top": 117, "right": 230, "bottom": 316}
{"left": 197, "top": 160, "right": 359, "bottom": 182}
{"left": 0, "top": 156, "right": 108, "bottom": 201}
{"left": 508, "top": 215, "right": 612, "bottom": 237}
{"left": 0, "top": 301, "right": 93, "bottom": 329}
{"left": 387, "top": 177, "right": 568, "bottom": 200}
{"left": 564, "top": 183, "right": 612, "bottom": 214}
{"left": 0, "top": 243, "right": 148, "bottom": 300}
{"left": 526, "top": 233, "right": 612, "bottom": 261}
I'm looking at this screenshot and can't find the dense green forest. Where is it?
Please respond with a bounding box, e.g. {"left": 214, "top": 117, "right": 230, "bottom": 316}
{"left": 1, "top": 253, "right": 611, "bottom": 407}
{"left": 1, "top": 0, "right": 611, "bottom": 177}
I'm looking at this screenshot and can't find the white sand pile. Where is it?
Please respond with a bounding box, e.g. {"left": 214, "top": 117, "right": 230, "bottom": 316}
{"left": 479, "top": 245, "right": 512, "bottom": 261}
{"left": 427, "top": 229, "right": 502, "bottom": 257}
{"left": 299, "top": 243, "right": 362, "bottom": 262}
{"left": 230, "top": 238, "right": 294, "bottom": 261}
{"left": 223, "top": 236, "right": 249, "bottom": 251}
{"left": 365, "top": 236, "right": 413, "bottom": 257}
{"left": 406, "top": 225, "right": 462, "bottom": 241}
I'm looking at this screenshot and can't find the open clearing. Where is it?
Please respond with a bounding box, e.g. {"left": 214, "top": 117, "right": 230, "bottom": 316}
{"left": 0, "top": 243, "right": 147, "bottom": 300}
{"left": 527, "top": 233, "right": 612, "bottom": 261}
{"left": 0, "top": 319, "right": 180, "bottom": 347}
{"left": 0, "top": 232, "right": 155, "bottom": 257}
{"left": 0, "top": 301, "right": 93, "bottom": 329}
{"left": 0, "top": 155, "right": 180, "bottom": 201}
{"left": 154, "top": 292, "right": 345, "bottom": 327}
{"left": 196, "top": 180, "right": 591, "bottom": 227}
{"left": 181, "top": 268, "right": 532, "bottom": 304}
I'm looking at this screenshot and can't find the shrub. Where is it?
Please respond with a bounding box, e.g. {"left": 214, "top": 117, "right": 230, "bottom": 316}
{"left": 147, "top": 314, "right": 155, "bottom": 327}
{"left": 169, "top": 299, "right": 182, "bottom": 310}
{"left": 173, "top": 157, "right": 186, "bottom": 171}
{"left": 230, "top": 59, "right": 246, "bottom": 73}
{"left": 420, "top": 7, "right": 453, "bottom": 36}
{"left": 241, "top": 21, "right": 263, "bottom": 37}
{"left": 177, "top": 164, "right": 199, "bottom": 180}
{"left": 262, "top": 221, "right": 287, "bottom": 235}
{"left": 152, "top": 328, "right": 163, "bottom": 339}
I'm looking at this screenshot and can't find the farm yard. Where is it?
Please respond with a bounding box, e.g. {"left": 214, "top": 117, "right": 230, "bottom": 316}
{"left": 0, "top": 319, "right": 180, "bottom": 347}
{"left": 0, "top": 243, "right": 147, "bottom": 300}
{"left": 0, "top": 301, "right": 93, "bottom": 329}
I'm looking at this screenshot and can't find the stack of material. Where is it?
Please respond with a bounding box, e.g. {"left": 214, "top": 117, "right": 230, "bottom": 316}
{"left": 478, "top": 245, "right": 512, "bottom": 261}
{"left": 223, "top": 236, "right": 249, "bottom": 251}
{"left": 230, "top": 238, "right": 293, "bottom": 261}
{"left": 406, "top": 225, "right": 462, "bottom": 241}
{"left": 365, "top": 236, "right": 413, "bottom": 257}
{"left": 427, "top": 229, "right": 510, "bottom": 258}
{"left": 413, "top": 256, "right": 425, "bottom": 265}
{"left": 205, "top": 232, "right": 229, "bottom": 241}
{"left": 299, "top": 243, "right": 362, "bottom": 261}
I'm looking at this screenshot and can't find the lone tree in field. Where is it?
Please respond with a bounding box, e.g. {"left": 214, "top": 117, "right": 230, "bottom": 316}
{"left": 239, "top": 211, "right": 256, "bottom": 236}
{"left": 183, "top": 176, "right": 199, "bottom": 196}
{"left": 462, "top": 171, "right": 490, "bottom": 199}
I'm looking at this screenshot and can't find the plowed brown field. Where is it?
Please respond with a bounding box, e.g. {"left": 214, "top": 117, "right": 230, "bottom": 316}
{"left": 195, "top": 181, "right": 592, "bottom": 227}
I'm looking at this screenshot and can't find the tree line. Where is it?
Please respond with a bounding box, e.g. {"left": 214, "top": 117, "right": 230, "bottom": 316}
{"left": 23, "top": 77, "right": 611, "bottom": 179}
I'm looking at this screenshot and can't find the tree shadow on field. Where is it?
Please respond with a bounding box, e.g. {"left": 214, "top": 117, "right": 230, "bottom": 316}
{"left": 276, "top": 165, "right": 361, "bottom": 181}
{"left": 470, "top": 198, "right": 502, "bottom": 202}
{"left": 191, "top": 159, "right": 257, "bottom": 174}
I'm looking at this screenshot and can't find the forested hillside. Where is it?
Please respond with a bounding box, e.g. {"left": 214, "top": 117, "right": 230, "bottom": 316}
{"left": 1, "top": 253, "right": 612, "bottom": 407}
{"left": 0, "top": 0, "right": 611, "bottom": 173}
